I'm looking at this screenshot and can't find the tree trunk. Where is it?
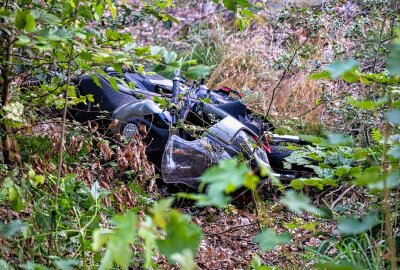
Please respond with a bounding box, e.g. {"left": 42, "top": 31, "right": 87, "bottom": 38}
{"left": 1, "top": 34, "right": 13, "bottom": 165}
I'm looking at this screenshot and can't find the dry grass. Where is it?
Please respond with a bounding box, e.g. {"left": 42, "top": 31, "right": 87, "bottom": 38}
{"left": 205, "top": 5, "right": 361, "bottom": 127}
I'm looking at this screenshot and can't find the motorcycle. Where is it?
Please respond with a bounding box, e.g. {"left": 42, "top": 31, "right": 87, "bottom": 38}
{"left": 71, "top": 67, "right": 310, "bottom": 189}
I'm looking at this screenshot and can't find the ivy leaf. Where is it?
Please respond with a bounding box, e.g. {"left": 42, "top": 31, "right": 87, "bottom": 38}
{"left": 157, "top": 210, "right": 203, "bottom": 262}
{"left": 280, "top": 190, "right": 320, "bottom": 214}
{"left": 253, "top": 229, "right": 292, "bottom": 251}
{"left": 338, "top": 213, "right": 379, "bottom": 235}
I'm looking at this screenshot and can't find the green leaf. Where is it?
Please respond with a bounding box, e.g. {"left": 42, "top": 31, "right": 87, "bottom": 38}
{"left": 15, "top": 10, "right": 36, "bottom": 31}
{"left": 280, "top": 190, "right": 320, "bottom": 214}
{"left": 368, "top": 171, "right": 400, "bottom": 190}
{"left": 388, "top": 146, "right": 400, "bottom": 159}
{"left": 91, "top": 74, "right": 101, "bottom": 88}
{"left": 157, "top": 210, "right": 203, "bottom": 261}
{"left": 253, "top": 229, "right": 292, "bottom": 251}
{"left": 315, "top": 262, "right": 363, "bottom": 270}
{"left": 150, "top": 197, "right": 174, "bottom": 229}
{"left": 290, "top": 178, "right": 336, "bottom": 190}
{"left": 223, "top": 0, "right": 237, "bottom": 10}
{"left": 163, "top": 51, "right": 177, "bottom": 64}
{"left": 385, "top": 110, "right": 400, "bottom": 125}
{"left": 325, "top": 59, "right": 359, "bottom": 79}
{"left": 0, "top": 260, "right": 14, "bottom": 270}
{"left": 54, "top": 259, "right": 80, "bottom": 270}
{"left": 326, "top": 133, "right": 354, "bottom": 146}
{"left": 185, "top": 65, "right": 211, "bottom": 80}
{"left": 388, "top": 31, "right": 400, "bottom": 75}
{"left": 0, "top": 220, "right": 25, "bottom": 238}
{"left": 16, "top": 35, "right": 31, "bottom": 46}
{"left": 170, "top": 249, "right": 198, "bottom": 270}
{"left": 108, "top": 77, "right": 118, "bottom": 92}
{"left": 355, "top": 166, "right": 383, "bottom": 186}
{"left": 90, "top": 181, "right": 101, "bottom": 200}
{"left": 93, "top": 212, "right": 137, "bottom": 270}
{"left": 308, "top": 71, "right": 331, "bottom": 80}
{"left": 338, "top": 213, "right": 379, "bottom": 235}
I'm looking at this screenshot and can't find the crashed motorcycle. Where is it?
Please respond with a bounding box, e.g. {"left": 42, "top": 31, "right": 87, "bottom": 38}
{"left": 71, "top": 67, "right": 309, "bottom": 189}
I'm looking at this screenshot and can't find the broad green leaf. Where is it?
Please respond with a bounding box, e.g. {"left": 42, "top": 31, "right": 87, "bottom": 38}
{"left": 325, "top": 59, "right": 358, "bottom": 80}
{"left": 326, "top": 133, "right": 354, "bottom": 146}
{"left": 171, "top": 249, "right": 198, "bottom": 270}
{"left": 185, "top": 65, "right": 211, "bottom": 80}
{"left": 338, "top": 213, "right": 379, "bottom": 235}
{"left": 157, "top": 210, "right": 203, "bottom": 261}
{"left": 54, "top": 259, "right": 80, "bottom": 270}
{"left": 0, "top": 260, "right": 14, "bottom": 270}
{"left": 346, "top": 96, "right": 388, "bottom": 110}
{"left": 388, "top": 30, "right": 400, "bottom": 75}
{"left": 163, "top": 51, "right": 177, "bottom": 64}
{"left": 150, "top": 197, "right": 174, "bottom": 229}
{"left": 15, "top": 10, "right": 36, "bottom": 31}
{"left": 280, "top": 190, "right": 320, "bottom": 214}
{"left": 385, "top": 110, "right": 400, "bottom": 125}
{"left": 200, "top": 158, "right": 248, "bottom": 194}
{"left": 368, "top": 171, "right": 400, "bottom": 190}
{"left": 253, "top": 229, "right": 292, "bottom": 251}
{"left": 290, "top": 178, "right": 336, "bottom": 190}
{"left": 16, "top": 35, "right": 31, "bottom": 46}
{"left": 308, "top": 71, "right": 331, "bottom": 80}
{"left": 355, "top": 166, "right": 383, "bottom": 186}
{"left": 0, "top": 220, "right": 25, "bottom": 237}
{"left": 388, "top": 146, "right": 400, "bottom": 159}
{"left": 93, "top": 212, "right": 137, "bottom": 270}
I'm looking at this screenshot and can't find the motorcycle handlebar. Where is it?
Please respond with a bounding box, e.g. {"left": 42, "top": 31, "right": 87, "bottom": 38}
{"left": 172, "top": 69, "right": 180, "bottom": 104}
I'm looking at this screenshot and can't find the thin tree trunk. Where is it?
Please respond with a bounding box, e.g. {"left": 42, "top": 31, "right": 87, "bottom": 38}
{"left": 1, "top": 33, "right": 14, "bottom": 165}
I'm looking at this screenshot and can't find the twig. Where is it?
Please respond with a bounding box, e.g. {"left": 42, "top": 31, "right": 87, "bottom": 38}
{"left": 330, "top": 185, "right": 355, "bottom": 209}
{"left": 48, "top": 0, "right": 80, "bottom": 257}
{"left": 204, "top": 222, "right": 258, "bottom": 236}
{"left": 265, "top": 36, "right": 311, "bottom": 118}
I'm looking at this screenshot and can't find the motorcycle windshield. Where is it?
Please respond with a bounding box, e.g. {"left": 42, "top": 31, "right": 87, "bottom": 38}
{"left": 161, "top": 135, "right": 230, "bottom": 188}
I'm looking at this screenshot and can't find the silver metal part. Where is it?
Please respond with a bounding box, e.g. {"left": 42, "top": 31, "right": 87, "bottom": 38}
{"left": 112, "top": 100, "right": 162, "bottom": 121}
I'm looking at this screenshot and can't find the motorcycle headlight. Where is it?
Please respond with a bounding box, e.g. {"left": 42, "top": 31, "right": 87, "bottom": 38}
{"left": 234, "top": 130, "right": 270, "bottom": 166}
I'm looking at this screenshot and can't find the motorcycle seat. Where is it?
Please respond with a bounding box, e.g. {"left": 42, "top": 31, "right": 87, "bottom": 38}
{"left": 77, "top": 74, "right": 137, "bottom": 113}
{"left": 124, "top": 72, "right": 173, "bottom": 93}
